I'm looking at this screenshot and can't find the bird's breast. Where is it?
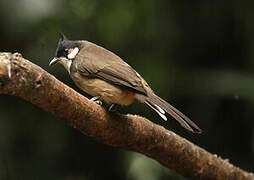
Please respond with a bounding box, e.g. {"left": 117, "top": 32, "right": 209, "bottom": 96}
{"left": 70, "top": 72, "right": 135, "bottom": 105}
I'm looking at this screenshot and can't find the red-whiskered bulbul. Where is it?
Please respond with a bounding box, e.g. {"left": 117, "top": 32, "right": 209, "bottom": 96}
{"left": 49, "top": 33, "right": 202, "bottom": 133}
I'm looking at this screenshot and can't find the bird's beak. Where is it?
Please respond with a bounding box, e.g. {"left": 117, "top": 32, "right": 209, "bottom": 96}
{"left": 49, "top": 57, "right": 60, "bottom": 66}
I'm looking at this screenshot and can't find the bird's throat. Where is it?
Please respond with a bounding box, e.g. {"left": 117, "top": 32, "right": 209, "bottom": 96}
{"left": 59, "top": 59, "right": 72, "bottom": 73}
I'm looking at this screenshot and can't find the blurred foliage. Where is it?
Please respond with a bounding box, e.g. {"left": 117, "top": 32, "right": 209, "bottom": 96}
{"left": 0, "top": 0, "right": 254, "bottom": 179}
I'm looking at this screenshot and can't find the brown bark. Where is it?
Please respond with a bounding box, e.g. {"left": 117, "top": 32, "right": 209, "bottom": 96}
{"left": 0, "top": 52, "right": 253, "bottom": 180}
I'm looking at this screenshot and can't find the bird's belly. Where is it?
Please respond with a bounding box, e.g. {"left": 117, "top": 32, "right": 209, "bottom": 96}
{"left": 71, "top": 73, "right": 135, "bottom": 105}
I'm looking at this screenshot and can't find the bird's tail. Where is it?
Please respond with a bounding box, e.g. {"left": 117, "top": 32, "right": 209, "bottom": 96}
{"left": 144, "top": 93, "right": 202, "bottom": 133}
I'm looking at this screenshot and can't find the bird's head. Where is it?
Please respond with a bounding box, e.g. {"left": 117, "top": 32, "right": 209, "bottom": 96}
{"left": 49, "top": 33, "right": 81, "bottom": 72}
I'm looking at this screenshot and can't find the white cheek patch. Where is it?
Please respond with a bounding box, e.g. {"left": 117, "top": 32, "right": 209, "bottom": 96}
{"left": 67, "top": 47, "right": 79, "bottom": 59}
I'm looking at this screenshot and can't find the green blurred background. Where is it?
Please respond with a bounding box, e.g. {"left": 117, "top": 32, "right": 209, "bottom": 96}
{"left": 0, "top": 0, "right": 253, "bottom": 179}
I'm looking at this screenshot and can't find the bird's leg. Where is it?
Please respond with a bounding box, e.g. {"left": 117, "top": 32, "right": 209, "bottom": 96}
{"left": 109, "top": 104, "right": 121, "bottom": 112}
{"left": 90, "top": 96, "right": 102, "bottom": 105}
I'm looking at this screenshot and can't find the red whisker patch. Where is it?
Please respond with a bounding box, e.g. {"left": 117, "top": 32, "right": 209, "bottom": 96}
{"left": 67, "top": 49, "right": 73, "bottom": 54}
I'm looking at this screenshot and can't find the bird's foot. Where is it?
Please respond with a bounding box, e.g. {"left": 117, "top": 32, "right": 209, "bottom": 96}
{"left": 109, "top": 104, "right": 121, "bottom": 112}
{"left": 90, "top": 96, "right": 102, "bottom": 105}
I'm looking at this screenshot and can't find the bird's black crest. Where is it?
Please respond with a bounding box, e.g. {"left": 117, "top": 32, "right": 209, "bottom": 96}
{"left": 54, "top": 33, "right": 82, "bottom": 58}
{"left": 59, "top": 32, "right": 68, "bottom": 41}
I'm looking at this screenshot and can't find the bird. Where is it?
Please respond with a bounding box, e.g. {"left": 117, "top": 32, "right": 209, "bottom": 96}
{"left": 49, "top": 33, "right": 202, "bottom": 133}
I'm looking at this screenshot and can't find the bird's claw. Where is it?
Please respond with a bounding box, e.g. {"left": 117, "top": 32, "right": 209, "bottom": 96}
{"left": 90, "top": 97, "right": 102, "bottom": 105}
{"left": 109, "top": 104, "right": 120, "bottom": 112}
{"left": 94, "top": 100, "right": 102, "bottom": 105}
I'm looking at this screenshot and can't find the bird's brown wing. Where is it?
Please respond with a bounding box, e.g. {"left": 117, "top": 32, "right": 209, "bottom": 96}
{"left": 72, "top": 41, "right": 201, "bottom": 133}
{"left": 73, "top": 41, "right": 147, "bottom": 95}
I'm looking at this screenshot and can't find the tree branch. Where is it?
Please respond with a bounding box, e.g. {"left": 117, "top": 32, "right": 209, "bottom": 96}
{"left": 0, "top": 52, "right": 253, "bottom": 180}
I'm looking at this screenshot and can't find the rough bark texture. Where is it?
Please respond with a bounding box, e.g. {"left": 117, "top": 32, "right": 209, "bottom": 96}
{"left": 0, "top": 52, "right": 253, "bottom": 180}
